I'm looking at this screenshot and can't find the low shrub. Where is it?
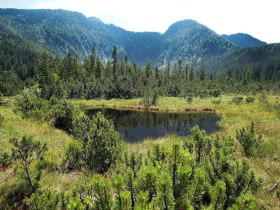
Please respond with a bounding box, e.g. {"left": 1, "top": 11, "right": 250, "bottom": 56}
{"left": 187, "top": 96, "right": 193, "bottom": 103}
{"left": 14, "top": 87, "right": 75, "bottom": 132}
{"left": 0, "top": 151, "right": 11, "bottom": 168}
{"left": 211, "top": 99, "right": 221, "bottom": 105}
{"left": 245, "top": 96, "right": 255, "bottom": 104}
{"left": 236, "top": 123, "right": 263, "bottom": 157}
{"left": 211, "top": 89, "right": 222, "bottom": 97}
{"left": 232, "top": 96, "right": 243, "bottom": 105}
{"left": 0, "top": 114, "right": 4, "bottom": 127}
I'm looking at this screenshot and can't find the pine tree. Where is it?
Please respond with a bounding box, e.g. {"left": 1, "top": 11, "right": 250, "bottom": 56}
{"left": 111, "top": 46, "right": 118, "bottom": 77}
{"left": 153, "top": 172, "right": 174, "bottom": 210}
{"left": 185, "top": 64, "right": 188, "bottom": 80}
{"left": 38, "top": 51, "right": 51, "bottom": 84}
{"left": 92, "top": 174, "right": 112, "bottom": 209}
{"left": 189, "top": 68, "right": 194, "bottom": 81}
{"left": 199, "top": 61, "right": 207, "bottom": 81}
{"left": 236, "top": 123, "right": 263, "bottom": 157}
{"left": 10, "top": 136, "right": 47, "bottom": 192}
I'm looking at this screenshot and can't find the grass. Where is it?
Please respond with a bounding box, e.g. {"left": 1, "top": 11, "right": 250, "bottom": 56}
{"left": 73, "top": 94, "right": 280, "bottom": 208}
{"left": 0, "top": 104, "right": 76, "bottom": 191}
{"left": 73, "top": 95, "right": 280, "bottom": 158}
{"left": 1, "top": 94, "right": 280, "bottom": 208}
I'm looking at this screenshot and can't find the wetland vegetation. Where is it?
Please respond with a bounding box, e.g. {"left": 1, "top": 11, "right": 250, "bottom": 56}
{"left": 0, "top": 9, "right": 280, "bottom": 209}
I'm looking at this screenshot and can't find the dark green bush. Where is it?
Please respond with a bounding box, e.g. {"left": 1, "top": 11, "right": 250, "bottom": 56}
{"left": 277, "top": 187, "right": 280, "bottom": 200}
{"left": 14, "top": 87, "right": 75, "bottom": 132}
{"left": 232, "top": 96, "right": 243, "bottom": 105}
{"left": 0, "top": 181, "right": 32, "bottom": 208}
{"left": 211, "top": 89, "right": 221, "bottom": 97}
{"left": 65, "top": 141, "right": 83, "bottom": 171}
{"left": 69, "top": 113, "right": 120, "bottom": 173}
{"left": 0, "top": 151, "right": 11, "bottom": 168}
{"left": 52, "top": 99, "right": 75, "bottom": 132}
{"left": 14, "top": 85, "right": 43, "bottom": 118}
{"left": 187, "top": 96, "right": 193, "bottom": 103}
{"left": 30, "top": 190, "right": 60, "bottom": 210}
{"left": 236, "top": 123, "right": 263, "bottom": 157}
{"left": 245, "top": 96, "right": 255, "bottom": 103}
{"left": 141, "top": 89, "right": 159, "bottom": 109}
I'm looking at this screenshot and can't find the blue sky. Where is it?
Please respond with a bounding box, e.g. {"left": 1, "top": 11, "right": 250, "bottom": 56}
{"left": 1, "top": 0, "right": 279, "bottom": 43}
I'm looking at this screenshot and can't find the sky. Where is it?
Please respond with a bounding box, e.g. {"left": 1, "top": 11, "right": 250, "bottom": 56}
{"left": 0, "top": 0, "right": 279, "bottom": 43}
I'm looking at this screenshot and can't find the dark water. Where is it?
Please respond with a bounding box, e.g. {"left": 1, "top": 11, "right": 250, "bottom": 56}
{"left": 85, "top": 108, "right": 220, "bottom": 142}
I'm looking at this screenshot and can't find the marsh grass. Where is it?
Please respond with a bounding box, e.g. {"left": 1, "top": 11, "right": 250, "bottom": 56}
{"left": 1, "top": 94, "right": 279, "bottom": 208}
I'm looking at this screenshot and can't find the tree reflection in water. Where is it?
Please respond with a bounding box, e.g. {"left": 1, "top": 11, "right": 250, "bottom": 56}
{"left": 86, "top": 109, "right": 220, "bottom": 142}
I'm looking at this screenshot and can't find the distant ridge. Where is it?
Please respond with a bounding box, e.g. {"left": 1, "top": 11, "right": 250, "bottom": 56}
{"left": 0, "top": 8, "right": 236, "bottom": 66}
{"left": 221, "top": 33, "right": 266, "bottom": 49}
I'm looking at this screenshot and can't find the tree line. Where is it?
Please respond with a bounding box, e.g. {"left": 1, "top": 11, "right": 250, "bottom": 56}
{"left": 1, "top": 41, "right": 279, "bottom": 100}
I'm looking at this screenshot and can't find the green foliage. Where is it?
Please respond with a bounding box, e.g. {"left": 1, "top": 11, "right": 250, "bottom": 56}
{"left": 70, "top": 113, "right": 120, "bottom": 173}
{"left": 209, "top": 43, "right": 280, "bottom": 83}
{"left": 211, "top": 99, "right": 221, "bottom": 105}
{"left": 153, "top": 171, "right": 174, "bottom": 210}
{"left": 52, "top": 98, "right": 75, "bottom": 132}
{"left": 0, "top": 151, "right": 11, "bottom": 168}
{"left": 141, "top": 89, "right": 159, "bottom": 109}
{"left": 210, "top": 180, "right": 226, "bottom": 209}
{"left": 231, "top": 96, "right": 244, "bottom": 105}
{"left": 245, "top": 96, "right": 255, "bottom": 103}
{"left": 1, "top": 9, "right": 280, "bottom": 99}
{"left": 0, "top": 32, "right": 40, "bottom": 96}
{"left": 14, "top": 85, "right": 43, "bottom": 118}
{"left": 0, "top": 180, "right": 32, "bottom": 208}
{"left": 67, "top": 196, "right": 84, "bottom": 210}
{"left": 236, "top": 123, "right": 263, "bottom": 157}
{"left": 276, "top": 187, "right": 280, "bottom": 200}
{"left": 92, "top": 174, "right": 113, "bottom": 209}
{"left": 211, "top": 89, "right": 222, "bottom": 97}
{"left": 14, "top": 87, "right": 75, "bottom": 131}
{"left": 9, "top": 136, "right": 47, "bottom": 192}
{"left": 229, "top": 193, "right": 258, "bottom": 209}
{"left": 187, "top": 96, "right": 193, "bottom": 104}
{"left": 274, "top": 102, "right": 280, "bottom": 118}
{"left": 222, "top": 33, "right": 266, "bottom": 49}
{"left": 191, "top": 126, "right": 212, "bottom": 163}
{"left": 30, "top": 190, "right": 60, "bottom": 210}
{"left": 0, "top": 113, "right": 4, "bottom": 127}
{"left": 1, "top": 126, "right": 263, "bottom": 209}
{"left": 135, "top": 191, "right": 149, "bottom": 210}
{"left": 112, "top": 174, "right": 125, "bottom": 209}
{"left": 0, "top": 10, "right": 234, "bottom": 67}
{"left": 65, "top": 141, "right": 83, "bottom": 171}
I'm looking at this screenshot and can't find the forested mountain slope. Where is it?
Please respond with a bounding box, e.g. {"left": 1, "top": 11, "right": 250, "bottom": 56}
{"left": 207, "top": 43, "right": 280, "bottom": 81}
{"left": 0, "top": 32, "right": 42, "bottom": 95}
{"left": 222, "top": 33, "right": 266, "bottom": 48}
{"left": 0, "top": 8, "right": 235, "bottom": 65}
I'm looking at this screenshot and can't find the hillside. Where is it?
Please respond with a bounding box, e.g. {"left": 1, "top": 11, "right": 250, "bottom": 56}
{"left": 0, "top": 32, "right": 43, "bottom": 95}
{"left": 222, "top": 33, "right": 266, "bottom": 48}
{"left": 0, "top": 8, "right": 235, "bottom": 66}
{"left": 207, "top": 43, "right": 280, "bottom": 81}
{"left": 161, "top": 20, "right": 235, "bottom": 65}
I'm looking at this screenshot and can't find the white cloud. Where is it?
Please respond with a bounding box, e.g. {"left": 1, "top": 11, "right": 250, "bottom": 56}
{"left": 0, "top": 0, "right": 280, "bottom": 43}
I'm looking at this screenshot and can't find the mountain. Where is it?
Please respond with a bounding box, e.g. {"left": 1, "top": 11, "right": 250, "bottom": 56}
{"left": 0, "top": 32, "right": 43, "bottom": 95}
{"left": 161, "top": 20, "right": 235, "bottom": 65}
{"left": 221, "top": 33, "right": 266, "bottom": 49}
{"left": 207, "top": 43, "right": 280, "bottom": 81}
{"left": 0, "top": 8, "right": 235, "bottom": 66}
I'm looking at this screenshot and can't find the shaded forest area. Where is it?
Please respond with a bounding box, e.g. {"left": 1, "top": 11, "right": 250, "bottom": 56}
{"left": 1, "top": 32, "right": 280, "bottom": 101}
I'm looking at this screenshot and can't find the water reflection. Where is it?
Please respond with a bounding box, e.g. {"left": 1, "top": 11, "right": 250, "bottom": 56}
{"left": 86, "top": 108, "right": 220, "bottom": 142}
